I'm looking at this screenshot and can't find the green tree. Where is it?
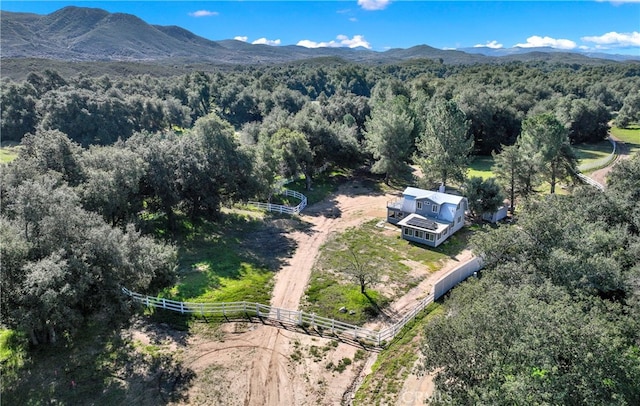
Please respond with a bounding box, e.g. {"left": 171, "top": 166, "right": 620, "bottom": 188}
{"left": 519, "top": 114, "right": 577, "bottom": 194}
{"left": 178, "top": 113, "right": 258, "bottom": 218}
{"left": 0, "top": 175, "right": 177, "bottom": 345}
{"left": 81, "top": 145, "right": 146, "bottom": 226}
{"left": 420, "top": 281, "right": 640, "bottom": 405}
{"left": 492, "top": 143, "right": 531, "bottom": 213}
{"left": 0, "top": 81, "right": 38, "bottom": 142}
{"left": 616, "top": 91, "right": 640, "bottom": 128}
{"left": 416, "top": 99, "right": 473, "bottom": 189}
{"left": 270, "top": 128, "right": 314, "bottom": 190}
{"left": 126, "top": 131, "right": 182, "bottom": 231}
{"left": 463, "top": 176, "right": 505, "bottom": 222}
{"left": 364, "top": 95, "right": 415, "bottom": 185}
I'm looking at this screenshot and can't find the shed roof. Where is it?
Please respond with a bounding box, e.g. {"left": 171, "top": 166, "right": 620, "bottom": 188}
{"left": 402, "top": 187, "right": 465, "bottom": 205}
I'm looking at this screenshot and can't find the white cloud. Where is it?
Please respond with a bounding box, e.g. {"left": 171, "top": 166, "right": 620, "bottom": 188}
{"left": 188, "top": 10, "right": 218, "bottom": 17}
{"left": 234, "top": 36, "right": 248, "bottom": 42}
{"left": 474, "top": 40, "right": 503, "bottom": 49}
{"left": 515, "top": 35, "right": 577, "bottom": 50}
{"left": 297, "top": 35, "right": 371, "bottom": 49}
{"left": 252, "top": 38, "right": 281, "bottom": 46}
{"left": 358, "top": 0, "right": 391, "bottom": 11}
{"left": 581, "top": 31, "right": 640, "bottom": 48}
{"left": 597, "top": 0, "right": 640, "bottom": 4}
{"left": 350, "top": 17, "right": 358, "bottom": 22}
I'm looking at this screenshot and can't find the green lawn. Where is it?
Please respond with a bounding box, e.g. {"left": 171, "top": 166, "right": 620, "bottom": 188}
{"left": 611, "top": 125, "right": 640, "bottom": 155}
{"left": 574, "top": 140, "right": 615, "bottom": 172}
{"left": 154, "top": 213, "right": 282, "bottom": 306}
{"left": 574, "top": 140, "right": 614, "bottom": 161}
{"left": 0, "top": 146, "right": 20, "bottom": 163}
{"left": 467, "top": 156, "right": 495, "bottom": 180}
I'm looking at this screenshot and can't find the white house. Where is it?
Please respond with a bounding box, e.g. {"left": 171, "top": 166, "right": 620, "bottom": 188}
{"left": 387, "top": 187, "right": 468, "bottom": 247}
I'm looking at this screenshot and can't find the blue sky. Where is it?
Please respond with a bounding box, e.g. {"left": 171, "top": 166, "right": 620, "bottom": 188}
{"left": 3, "top": 1, "right": 640, "bottom": 54}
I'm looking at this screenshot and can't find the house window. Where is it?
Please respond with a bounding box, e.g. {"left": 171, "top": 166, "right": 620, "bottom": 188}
{"left": 457, "top": 216, "right": 462, "bottom": 224}
{"left": 416, "top": 201, "right": 423, "bottom": 210}
{"left": 432, "top": 204, "right": 438, "bottom": 213}
{"left": 404, "top": 228, "right": 413, "bottom": 237}
{"left": 426, "top": 233, "right": 434, "bottom": 241}
{"left": 416, "top": 230, "right": 424, "bottom": 239}
{"left": 398, "top": 212, "right": 404, "bottom": 219}
{"left": 389, "top": 210, "right": 396, "bottom": 219}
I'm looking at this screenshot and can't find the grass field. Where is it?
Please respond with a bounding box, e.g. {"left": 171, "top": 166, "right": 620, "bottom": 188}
{"left": 285, "top": 167, "right": 351, "bottom": 204}
{"left": 0, "top": 142, "right": 20, "bottom": 163}
{"left": 467, "top": 156, "right": 495, "bottom": 180}
{"left": 302, "top": 220, "right": 466, "bottom": 325}
{"left": 574, "top": 140, "right": 614, "bottom": 162}
{"left": 611, "top": 125, "right": 640, "bottom": 155}
{"left": 151, "top": 212, "right": 302, "bottom": 307}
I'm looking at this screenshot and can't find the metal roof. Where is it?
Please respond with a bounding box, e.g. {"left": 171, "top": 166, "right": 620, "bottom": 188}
{"left": 403, "top": 187, "right": 465, "bottom": 205}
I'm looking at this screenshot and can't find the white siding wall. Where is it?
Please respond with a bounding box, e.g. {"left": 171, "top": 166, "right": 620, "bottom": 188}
{"left": 401, "top": 196, "right": 416, "bottom": 213}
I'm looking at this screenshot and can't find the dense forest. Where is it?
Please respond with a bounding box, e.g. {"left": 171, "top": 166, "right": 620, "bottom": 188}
{"left": 2, "top": 59, "right": 640, "bottom": 402}
{"left": 422, "top": 155, "right": 640, "bottom": 404}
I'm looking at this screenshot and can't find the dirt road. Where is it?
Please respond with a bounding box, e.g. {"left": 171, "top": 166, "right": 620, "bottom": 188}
{"left": 164, "top": 180, "right": 476, "bottom": 405}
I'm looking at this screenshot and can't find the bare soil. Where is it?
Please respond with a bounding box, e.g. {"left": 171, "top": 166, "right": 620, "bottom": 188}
{"left": 130, "top": 179, "right": 474, "bottom": 405}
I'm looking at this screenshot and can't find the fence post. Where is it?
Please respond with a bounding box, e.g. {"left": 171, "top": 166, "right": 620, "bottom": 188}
{"left": 162, "top": 298, "right": 166, "bottom": 309}
{"left": 180, "top": 301, "right": 184, "bottom": 314}
{"left": 256, "top": 303, "right": 260, "bottom": 317}
{"left": 331, "top": 318, "right": 335, "bottom": 334}
{"left": 223, "top": 302, "right": 226, "bottom": 317}
{"left": 298, "top": 311, "right": 303, "bottom": 325}
{"left": 311, "top": 313, "right": 316, "bottom": 329}
{"left": 200, "top": 303, "right": 204, "bottom": 317}
{"left": 276, "top": 307, "right": 280, "bottom": 321}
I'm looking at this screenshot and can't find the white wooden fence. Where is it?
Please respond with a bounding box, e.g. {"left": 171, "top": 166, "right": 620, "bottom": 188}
{"left": 576, "top": 173, "right": 605, "bottom": 191}
{"left": 247, "top": 189, "right": 308, "bottom": 215}
{"left": 123, "top": 257, "right": 483, "bottom": 348}
{"left": 577, "top": 137, "right": 617, "bottom": 172}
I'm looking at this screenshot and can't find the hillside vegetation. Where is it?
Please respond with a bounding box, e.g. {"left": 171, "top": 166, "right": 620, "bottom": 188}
{"left": 1, "top": 24, "right": 640, "bottom": 403}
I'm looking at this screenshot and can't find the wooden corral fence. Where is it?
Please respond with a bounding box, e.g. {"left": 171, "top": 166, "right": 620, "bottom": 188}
{"left": 123, "top": 256, "right": 483, "bottom": 348}
{"left": 575, "top": 136, "right": 618, "bottom": 191}
{"left": 577, "top": 137, "right": 617, "bottom": 173}
{"left": 576, "top": 173, "right": 605, "bottom": 191}
{"left": 247, "top": 189, "right": 307, "bottom": 215}
{"left": 246, "top": 163, "right": 331, "bottom": 215}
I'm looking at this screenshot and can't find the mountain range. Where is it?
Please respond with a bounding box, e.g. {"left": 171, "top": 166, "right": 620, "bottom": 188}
{"left": 1, "top": 6, "right": 638, "bottom": 66}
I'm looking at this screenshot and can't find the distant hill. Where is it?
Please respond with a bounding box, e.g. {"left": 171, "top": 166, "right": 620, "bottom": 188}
{"left": 461, "top": 46, "right": 640, "bottom": 62}
{"left": 1, "top": 6, "right": 637, "bottom": 67}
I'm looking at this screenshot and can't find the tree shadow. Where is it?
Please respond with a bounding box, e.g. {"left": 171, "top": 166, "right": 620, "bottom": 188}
{"left": 237, "top": 213, "right": 311, "bottom": 269}
{"left": 362, "top": 291, "right": 393, "bottom": 322}
{"left": 2, "top": 316, "right": 195, "bottom": 405}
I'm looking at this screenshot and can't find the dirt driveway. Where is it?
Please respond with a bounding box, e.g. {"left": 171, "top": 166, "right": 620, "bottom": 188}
{"left": 139, "top": 179, "right": 470, "bottom": 405}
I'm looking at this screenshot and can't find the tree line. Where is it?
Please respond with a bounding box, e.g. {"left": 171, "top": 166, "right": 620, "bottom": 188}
{"left": 1, "top": 59, "right": 639, "bottom": 347}
{"left": 420, "top": 154, "right": 640, "bottom": 404}
{"left": 2, "top": 61, "right": 639, "bottom": 152}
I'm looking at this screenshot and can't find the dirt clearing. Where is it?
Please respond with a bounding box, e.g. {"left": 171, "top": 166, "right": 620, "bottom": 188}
{"left": 128, "top": 179, "right": 471, "bottom": 405}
